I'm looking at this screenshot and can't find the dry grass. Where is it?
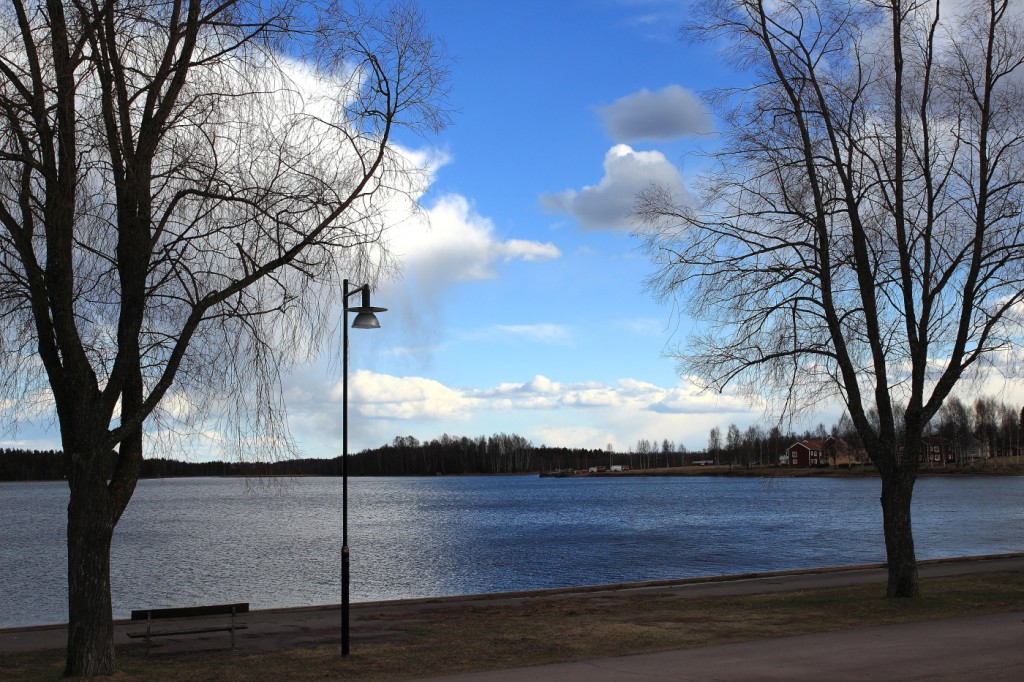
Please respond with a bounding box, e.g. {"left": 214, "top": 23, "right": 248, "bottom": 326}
{"left": 4, "top": 571, "right": 1024, "bottom": 681}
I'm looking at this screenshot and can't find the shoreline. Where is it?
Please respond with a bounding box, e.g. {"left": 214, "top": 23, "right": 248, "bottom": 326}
{"left": 540, "top": 462, "right": 1024, "bottom": 478}
{"left": 4, "top": 551, "right": 1023, "bottom": 638}
{"left": 5, "top": 555, "right": 1024, "bottom": 681}
{"left": 6, "top": 461, "right": 1024, "bottom": 484}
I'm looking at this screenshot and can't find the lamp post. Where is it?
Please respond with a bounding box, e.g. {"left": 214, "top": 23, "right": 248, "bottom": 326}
{"left": 341, "top": 278, "right": 386, "bottom": 657}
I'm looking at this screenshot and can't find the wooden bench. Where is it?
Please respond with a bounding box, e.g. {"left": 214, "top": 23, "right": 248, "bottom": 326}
{"left": 128, "top": 602, "right": 249, "bottom": 653}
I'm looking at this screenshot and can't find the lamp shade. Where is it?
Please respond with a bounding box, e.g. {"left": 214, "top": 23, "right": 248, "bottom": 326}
{"left": 351, "top": 311, "right": 381, "bottom": 329}
{"left": 346, "top": 285, "right": 387, "bottom": 329}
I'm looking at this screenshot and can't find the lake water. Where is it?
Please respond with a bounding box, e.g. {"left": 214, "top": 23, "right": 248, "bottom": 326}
{"left": 2, "top": 475, "right": 1023, "bottom": 629}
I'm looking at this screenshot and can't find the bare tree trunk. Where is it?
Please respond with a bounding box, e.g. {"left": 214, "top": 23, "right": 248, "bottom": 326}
{"left": 880, "top": 470, "right": 919, "bottom": 598}
{"left": 65, "top": 481, "right": 116, "bottom": 676}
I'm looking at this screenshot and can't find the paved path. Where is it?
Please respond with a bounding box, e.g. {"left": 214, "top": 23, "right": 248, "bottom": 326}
{"left": 3, "top": 554, "right": 1023, "bottom": 680}
{"left": 416, "top": 610, "right": 1024, "bottom": 681}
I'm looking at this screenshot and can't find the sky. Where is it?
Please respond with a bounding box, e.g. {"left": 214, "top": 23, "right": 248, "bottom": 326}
{"left": 0, "top": 0, "right": 838, "bottom": 458}
{"left": 286, "top": 0, "right": 775, "bottom": 455}
{"left": 22, "top": 0, "right": 1016, "bottom": 459}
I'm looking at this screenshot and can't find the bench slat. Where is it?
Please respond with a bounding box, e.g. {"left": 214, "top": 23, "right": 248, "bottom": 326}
{"left": 127, "top": 625, "right": 249, "bottom": 639}
{"left": 130, "top": 602, "right": 249, "bottom": 620}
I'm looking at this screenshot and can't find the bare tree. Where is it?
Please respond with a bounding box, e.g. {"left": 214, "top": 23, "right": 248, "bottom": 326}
{"left": 997, "top": 401, "right": 1017, "bottom": 459}
{"left": 974, "top": 397, "right": 1000, "bottom": 458}
{"left": 707, "top": 426, "right": 721, "bottom": 465}
{"left": 639, "top": 0, "right": 1024, "bottom": 597}
{"left": 743, "top": 424, "right": 763, "bottom": 467}
{"left": 937, "top": 396, "right": 973, "bottom": 462}
{"left": 636, "top": 437, "right": 652, "bottom": 469}
{"left": 725, "top": 422, "right": 741, "bottom": 467}
{"left": 661, "top": 438, "right": 675, "bottom": 467}
{"left": 0, "top": 1, "right": 448, "bottom": 675}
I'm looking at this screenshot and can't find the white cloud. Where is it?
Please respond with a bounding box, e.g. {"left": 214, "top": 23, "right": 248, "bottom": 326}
{"left": 292, "top": 371, "right": 755, "bottom": 429}
{"left": 377, "top": 193, "right": 563, "bottom": 366}
{"left": 294, "top": 371, "right": 758, "bottom": 450}
{"left": 389, "top": 193, "right": 561, "bottom": 286}
{"left": 598, "top": 85, "right": 714, "bottom": 142}
{"left": 532, "top": 425, "right": 613, "bottom": 449}
{"left": 525, "top": 375, "right": 563, "bottom": 395}
{"left": 561, "top": 387, "right": 620, "bottom": 407}
{"left": 348, "top": 370, "right": 478, "bottom": 420}
{"left": 160, "top": 392, "right": 199, "bottom": 421}
{"left": 540, "top": 144, "right": 690, "bottom": 230}
{"left": 647, "top": 381, "right": 753, "bottom": 415}
{"left": 497, "top": 239, "right": 562, "bottom": 262}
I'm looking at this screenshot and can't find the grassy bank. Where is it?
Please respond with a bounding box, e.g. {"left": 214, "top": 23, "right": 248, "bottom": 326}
{"left": 4, "top": 571, "right": 1024, "bottom": 681}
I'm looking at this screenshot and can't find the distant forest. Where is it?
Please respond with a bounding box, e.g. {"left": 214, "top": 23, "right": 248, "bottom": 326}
{"left": 2, "top": 431, "right": 703, "bottom": 481}
{"left": 1, "top": 434, "right": 605, "bottom": 481}
{"left": 3, "top": 394, "right": 1021, "bottom": 481}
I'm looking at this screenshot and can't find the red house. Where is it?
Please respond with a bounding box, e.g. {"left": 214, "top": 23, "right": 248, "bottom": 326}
{"left": 922, "top": 435, "right": 956, "bottom": 464}
{"left": 786, "top": 439, "right": 827, "bottom": 466}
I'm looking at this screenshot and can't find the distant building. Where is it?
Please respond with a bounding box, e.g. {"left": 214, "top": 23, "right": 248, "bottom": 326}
{"left": 786, "top": 439, "right": 827, "bottom": 466}
{"left": 824, "top": 436, "right": 863, "bottom": 467}
{"left": 922, "top": 435, "right": 955, "bottom": 464}
{"left": 787, "top": 436, "right": 867, "bottom": 467}
{"left": 905, "top": 434, "right": 985, "bottom": 465}
{"left": 960, "top": 437, "right": 986, "bottom": 461}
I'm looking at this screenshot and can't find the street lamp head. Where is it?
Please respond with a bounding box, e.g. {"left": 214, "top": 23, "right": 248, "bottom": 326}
{"left": 351, "top": 311, "right": 381, "bottom": 329}
{"left": 347, "top": 285, "right": 387, "bottom": 329}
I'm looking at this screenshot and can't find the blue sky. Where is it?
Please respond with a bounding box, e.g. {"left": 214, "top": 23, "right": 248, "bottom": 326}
{"left": 319, "top": 0, "right": 1024, "bottom": 457}
{"left": 3, "top": 1, "right": 847, "bottom": 458}
{"left": 304, "top": 0, "right": 772, "bottom": 454}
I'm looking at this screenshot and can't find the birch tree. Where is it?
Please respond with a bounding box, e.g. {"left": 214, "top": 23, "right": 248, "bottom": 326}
{"left": 0, "top": 0, "right": 448, "bottom": 674}
{"left": 640, "top": 0, "right": 1024, "bottom": 597}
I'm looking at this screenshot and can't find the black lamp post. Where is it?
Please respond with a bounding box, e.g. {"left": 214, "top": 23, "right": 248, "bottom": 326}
{"left": 341, "top": 278, "right": 386, "bottom": 657}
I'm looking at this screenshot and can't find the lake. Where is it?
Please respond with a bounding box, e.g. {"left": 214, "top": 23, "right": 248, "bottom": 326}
{"left": 2, "top": 475, "right": 1023, "bottom": 628}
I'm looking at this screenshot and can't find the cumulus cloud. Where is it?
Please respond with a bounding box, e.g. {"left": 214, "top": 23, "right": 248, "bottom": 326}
{"left": 340, "top": 372, "right": 751, "bottom": 422}
{"left": 389, "top": 193, "right": 560, "bottom": 285}
{"left": 541, "top": 144, "right": 689, "bottom": 230}
{"left": 646, "top": 381, "right": 753, "bottom": 415}
{"left": 497, "top": 239, "right": 562, "bottom": 263}
{"left": 348, "top": 370, "right": 478, "bottom": 420}
{"left": 598, "top": 85, "right": 714, "bottom": 142}
{"left": 309, "top": 372, "right": 760, "bottom": 452}
{"left": 267, "top": 366, "right": 779, "bottom": 455}
{"left": 375, "top": 192, "right": 563, "bottom": 365}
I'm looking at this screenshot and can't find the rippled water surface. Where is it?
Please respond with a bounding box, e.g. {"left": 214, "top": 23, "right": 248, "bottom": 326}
{"left": 2, "top": 475, "right": 1022, "bottom": 628}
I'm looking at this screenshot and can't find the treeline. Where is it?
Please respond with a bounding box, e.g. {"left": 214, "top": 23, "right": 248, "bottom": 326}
{"left": 931, "top": 396, "right": 1023, "bottom": 459}
{"left": 0, "top": 448, "right": 66, "bottom": 481}
{"left": 0, "top": 434, "right": 611, "bottom": 481}
{"left": 697, "top": 395, "right": 1024, "bottom": 467}
{"left": 349, "top": 433, "right": 624, "bottom": 475}
{"left": 0, "top": 449, "right": 254, "bottom": 481}
{"left": 636, "top": 425, "right": 807, "bottom": 469}
{"left": 6, "top": 393, "right": 1021, "bottom": 481}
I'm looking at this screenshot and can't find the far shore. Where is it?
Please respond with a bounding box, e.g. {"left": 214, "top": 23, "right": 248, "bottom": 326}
{"left": 540, "top": 460, "right": 1024, "bottom": 478}
{"left": 5, "top": 460, "right": 1024, "bottom": 485}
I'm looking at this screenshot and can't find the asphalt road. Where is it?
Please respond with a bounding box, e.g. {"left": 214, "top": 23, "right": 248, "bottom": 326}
{"left": 416, "top": 609, "right": 1024, "bottom": 681}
